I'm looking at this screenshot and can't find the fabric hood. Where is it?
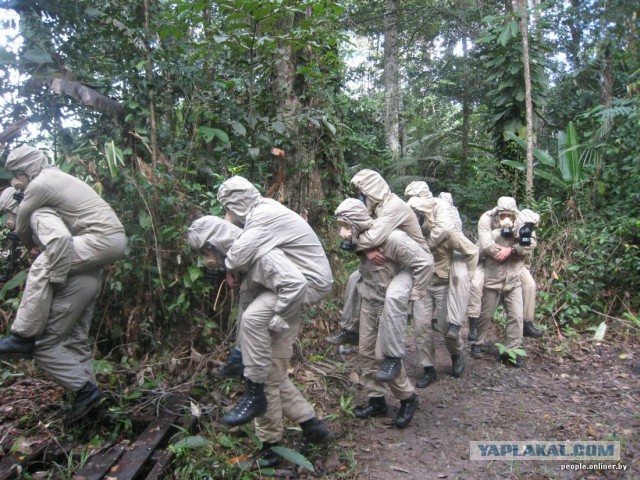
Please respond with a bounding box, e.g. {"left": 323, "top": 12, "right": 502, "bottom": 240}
{"left": 335, "top": 198, "right": 374, "bottom": 233}
{"left": 5, "top": 146, "right": 50, "bottom": 179}
{"left": 187, "top": 216, "right": 241, "bottom": 255}
{"left": 493, "top": 196, "right": 518, "bottom": 215}
{"left": 516, "top": 208, "right": 540, "bottom": 227}
{"left": 350, "top": 169, "right": 391, "bottom": 205}
{"left": 438, "top": 192, "right": 453, "bottom": 206}
{"left": 404, "top": 181, "right": 433, "bottom": 199}
{"left": 216, "top": 176, "right": 262, "bottom": 224}
{"left": 0, "top": 187, "right": 19, "bottom": 214}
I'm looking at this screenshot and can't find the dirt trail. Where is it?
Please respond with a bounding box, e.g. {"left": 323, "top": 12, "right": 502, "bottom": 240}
{"left": 334, "top": 330, "right": 639, "bottom": 479}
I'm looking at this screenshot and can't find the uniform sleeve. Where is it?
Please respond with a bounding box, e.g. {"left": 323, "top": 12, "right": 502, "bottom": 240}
{"left": 251, "top": 251, "right": 308, "bottom": 318}
{"left": 477, "top": 213, "right": 501, "bottom": 258}
{"left": 31, "top": 210, "right": 73, "bottom": 284}
{"left": 427, "top": 203, "right": 455, "bottom": 249}
{"left": 356, "top": 205, "right": 412, "bottom": 251}
{"left": 225, "top": 224, "right": 275, "bottom": 274}
{"left": 16, "top": 183, "right": 55, "bottom": 248}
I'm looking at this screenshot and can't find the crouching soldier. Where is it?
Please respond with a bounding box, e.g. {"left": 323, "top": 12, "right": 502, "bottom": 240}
{"left": 187, "top": 216, "right": 331, "bottom": 468}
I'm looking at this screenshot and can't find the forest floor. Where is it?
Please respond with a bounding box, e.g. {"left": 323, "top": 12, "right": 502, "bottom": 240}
{"left": 0, "top": 320, "right": 638, "bottom": 480}
{"left": 316, "top": 322, "right": 640, "bottom": 480}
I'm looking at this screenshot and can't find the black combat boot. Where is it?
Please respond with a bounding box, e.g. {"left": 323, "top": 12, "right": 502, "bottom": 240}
{"left": 467, "top": 317, "right": 479, "bottom": 341}
{"left": 394, "top": 394, "right": 418, "bottom": 429}
{"left": 470, "top": 343, "right": 485, "bottom": 358}
{"left": 416, "top": 366, "right": 437, "bottom": 388}
{"left": 374, "top": 356, "right": 402, "bottom": 383}
{"left": 221, "top": 379, "right": 267, "bottom": 426}
{"left": 67, "top": 382, "right": 104, "bottom": 422}
{"left": 0, "top": 333, "right": 35, "bottom": 357}
{"left": 354, "top": 396, "right": 388, "bottom": 419}
{"left": 249, "top": 442, "right": 282, "bottom": 470}
{"left": 296, "top": 417, "right": 332, "bottom": 452}
{"left": 451, "top": 352, "right": 464, "bottom": 378}
{"left": 445, "top": 324, "right": 461, "bottom": 340}
{"left": 325, "top": 329, "right": 359, "bottom": 346}
{"left": 523, "top": 321, "right": 543, "bottom": 338}
{"left": 213, "top": 347, "right": 244, "bottom": 377}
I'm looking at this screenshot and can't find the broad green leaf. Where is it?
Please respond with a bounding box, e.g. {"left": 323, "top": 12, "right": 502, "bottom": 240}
{"left": 592, "top": 321, "right": 606, "bottom": 341}
{"left": 139, "top": 211, "right": 152, "bottom": 230}
{"left": 188, "top": 266, "right": 202, "bottom": 283}
{"left": 23, "top": 49, "right": 53, "bottom": 64}
{"left": 173, "top": 436, "right": 211, "bottom": 449}
{"left": 231, "top": 121, "right": 246, "bottom": 137}
{"left": 271, "top": 446, "right": 314, "bottom": 472}
{"left": 0, "top": 270, "right": 27, "bottom": 299}
{"left": 272, "top": 120, "right": 286, "bottom": 134}
{"left": 248, "top": 147, "right": 260, "bottom": 160}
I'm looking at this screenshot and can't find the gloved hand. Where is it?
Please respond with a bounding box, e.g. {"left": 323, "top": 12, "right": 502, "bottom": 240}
{"left": 268, "top": 314, "right": 290, "bottom": 333}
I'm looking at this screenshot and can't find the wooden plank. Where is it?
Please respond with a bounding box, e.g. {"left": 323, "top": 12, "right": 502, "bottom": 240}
{"left": 0, "top": 439, "right": 49, "bottom": 480}
{"left": 72, "top": 443, "right": 127, "bottom": 480}
{"left": 143, "top": 450, "right": 173, "bottom": 480}
{"left": 106, "top": 412, "right": 178, "bottom": 480}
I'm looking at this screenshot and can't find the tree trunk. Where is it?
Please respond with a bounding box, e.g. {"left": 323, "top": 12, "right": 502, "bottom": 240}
{"left": 461, "top": 36, "right": 470, "bottom": 166}
{"left": 519, "top": 0, "right": 535, "bottom": 204}
{"left": 143, "top": 0, "right": 159, "bottom": 167}
{"left": 383, "top": 0, "right": 400, "bottom": 160}
{"left": 272, "top": 15, "right": 324, "bottom": 220}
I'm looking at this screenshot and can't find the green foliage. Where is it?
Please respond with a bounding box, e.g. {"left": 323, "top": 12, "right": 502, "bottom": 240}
{"left": 495, "top": 342, "right": 527, "bottom": 365}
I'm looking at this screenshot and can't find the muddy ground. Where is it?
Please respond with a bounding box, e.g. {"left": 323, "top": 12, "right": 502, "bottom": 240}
{"left": 318, "top": 323, "right": 639, "bottom": 480}
{"left": 0, "top": 321, "right": 638, "bottom": 480}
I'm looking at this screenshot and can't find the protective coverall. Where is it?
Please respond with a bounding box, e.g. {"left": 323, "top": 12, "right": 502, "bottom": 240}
{"left": 187, "top": 215, "right": 331, "bottom": 467}
{"left": 330, "top": 170, "right": 432, "bottom": 360}
{"left": 473, "top": 197, "right": 537, "bottom": 365}
{"left": 0, "top": 187, "right": 104, "bottom": 421}
{"left": 336, "top": 198, "right": 430, "bottom": 427}
{"left": 3, "top": 146, "right": 126, "bottom": 339}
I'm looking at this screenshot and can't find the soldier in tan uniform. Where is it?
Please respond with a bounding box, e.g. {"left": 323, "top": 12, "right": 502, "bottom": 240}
{"left": 327, "top": 170, "right": 432, "bottom": 382}
{"left": 0, "top": 146, "right": 126, "bottom": 355}
{"left": 406, "top": 182, "right": 478, "bottom": 386}
{"left": 471, "top": 197, "right": 537, "bottom": 367}
{"left": 335, "top": 198, "right": 432, "bottom": 427}
{"left": 0, "top": 187, "right": 104, "bottom": 421}
{"left": 214, "top": 177, "right": 333, "bottom": 464}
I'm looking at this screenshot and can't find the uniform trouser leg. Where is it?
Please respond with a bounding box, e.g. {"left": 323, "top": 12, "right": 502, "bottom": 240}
{"left": 359, "top": 299, "right": 414, "bottom": 401}
{"left": 448, "top": 253, "right": 470, "bottom": 327}
{"left": 12, "top": 232, "right": 126, "bottom": 338}
{"left": 12, "top": 253, "right": 54, "bottom": 337}
{"left": 502, "top": 287, "right": 524, "bottom": 350}
{"left": 380, "top": 269, "right": 412, "bottom": 358}
{"left": 475, "top": 288, "right": 501, "bottom": 346}
{"left": 414, "top": 285, "right": 463, "bottom": 367}
{"left": 340, "top": 270, "right": 362, "bottom": 332}
{"left": 241, "top": 291, "right": 302, "bottom": 383}
{"left": 520, "top": 268, "right": 536, "bottom": 322}
{"left": 252, "top": 293, "right": 316, "bottom": 444}
{"left": 33, "top": 270, "right": 102, "bottom": 392}
{"left": 465, "top": 263, "right": 485, "bottom": 319}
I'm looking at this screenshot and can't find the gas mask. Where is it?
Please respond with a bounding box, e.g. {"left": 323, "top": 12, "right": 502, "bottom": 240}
{"left": 338, "top": 220, "right": 356, "bottom": 252}
{"left": 518, "top": 223, "right": 535, "bottom": 246}
{"left": 499, "top": 214, "right": 514, "bottom": 238}
{"left": 413, "top": 209, "right": 425, "bottom": 227}
{"left": 203, "top": 247, "right": 226, "bottom": 282}
{"left": 11, "top": 173, "right": 30, "bottom": 192}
